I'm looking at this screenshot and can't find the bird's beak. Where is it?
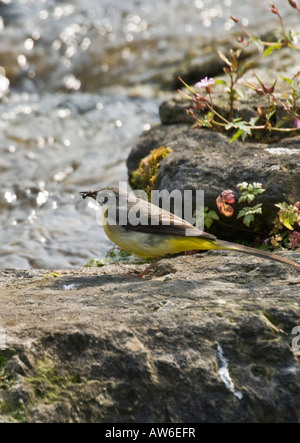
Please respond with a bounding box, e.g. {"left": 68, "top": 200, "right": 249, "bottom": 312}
{"left": 80, "top": 191, "right": 98, "bottom": 200}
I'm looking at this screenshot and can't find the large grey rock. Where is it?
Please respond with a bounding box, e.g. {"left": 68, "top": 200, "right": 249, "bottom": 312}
{"left": 127, "top": 123, "right": 300, "bottom": 240}
{"left": 0, "top": 255, "right": 300, "bottom": 423}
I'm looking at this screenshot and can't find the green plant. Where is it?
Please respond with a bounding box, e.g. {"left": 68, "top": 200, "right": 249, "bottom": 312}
{"left": 178, "top": 1, "right": 300, "bottom": 142}
{"left": 201, "top": 182, "right": 300, "bottom": 251}
{"left": 237, "top": 182, "right": 265, "bottom": 204}
{"left": 274, "top": 201, "right": 300, "bottom": 230}
{"left": 270, "top": 201, "right": 300, "bottom": 249}
{"left": 236, "top": 204, "right": 263, "bottom": 228}
{"left": 84, "top": 248, "right": 153, "bottom": 267}
{"left": 203, "top": 207, "right": 219, "bottom": 229}
{"left": 217, "top": 48, "right": 254, "bottom": 121}
{"left": 231, "top": 2, "right": 300, "bottom": 55}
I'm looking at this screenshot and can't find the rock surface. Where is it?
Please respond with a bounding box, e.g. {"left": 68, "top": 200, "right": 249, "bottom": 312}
{"left": 127, "top": 98, "right": 300, "bottom": 241}
{"left": 0, "top": 252, "right": 300, "bottom": 423}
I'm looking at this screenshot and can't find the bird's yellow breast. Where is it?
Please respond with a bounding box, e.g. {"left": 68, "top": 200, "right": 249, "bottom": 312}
{"left": 103, "top": 220, "right": 219, "bottom": 258}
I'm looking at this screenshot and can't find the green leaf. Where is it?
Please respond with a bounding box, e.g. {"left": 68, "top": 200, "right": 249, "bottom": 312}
{"left": 254, "top": 189, "right": 265, "bottom": 195}
{"left": 263, "top": 43, "right": 282, "bottom": 57}
{"left": 236, "top": 61, "right": 254, "bottom": 81}
{"left": 251, "top": 203, "right": 263, "bottom": 213}
{"left": 237, "top": 204, "right": 263, "bottom": 227}
{"left": 247, "top": 194, "right": 255, "bottom": 203}
{"left": 178, "top": 77, "right": 196, "bottom": 96}
{"left": 280, "top": 75, "right": 293, "bottom": 86}
{"left": 237, "top": 182, "right": 265, "bottom": 204}
{"left": 238, "top": 194, "right": 248, "bottom": 203}
{"left": 249, "top": 116, "right": 259, "bottom": 126}
{"left": 266, "top": 108, "right": 276, "bottom": 120}
{"left": 237, "top": 182, "right": 249, "bottom": 191}
{"left": 204, "top": 207, "right": 219, "bottom": 229}
{"left": 214, "top": 79, "right": 228, "bottom": 86}
{"left": 283, "top": 219, "right": 294, "bottom": 230}
{"left": 243, "top": 214, "right": 255, "bottom": 227}
{"left": 198, "top": 113, "right": 213, "bottom": 128}
{"left": 227, "top": 119, "right": 252, "bottom": 143}
{"left": 230, "top": 129, "right": 243, "bottom": 143}
{"left": 252, "top": 182, "right": 264, "bottom": 190}
{"left": 275, "top": 201, "right": 298, "bottom": 231}
{"left": 286, "top": 29, "right": 295, "bottom": 43}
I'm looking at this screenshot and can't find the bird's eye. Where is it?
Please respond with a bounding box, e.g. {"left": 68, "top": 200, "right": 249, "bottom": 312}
{"left": 103, "top": 196, "right": 108, "bottom": 204}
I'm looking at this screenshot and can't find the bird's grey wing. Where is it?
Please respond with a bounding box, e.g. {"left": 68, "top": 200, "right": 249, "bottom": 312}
{"left": 120, "top": 198, "right": 216, "bottom": 240}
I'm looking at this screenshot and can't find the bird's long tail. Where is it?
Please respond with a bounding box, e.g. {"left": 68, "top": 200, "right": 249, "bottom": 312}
{"left": 216, "top": 239, "right": 300, "bottom": 270}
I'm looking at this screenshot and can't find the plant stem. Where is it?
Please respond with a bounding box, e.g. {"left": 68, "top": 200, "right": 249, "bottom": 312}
{"left": 269, "top": 126, "right": 300, "bottom": 132}
{"left": 271, "top": 94, "right": 300, "bottom": 120}
{"left": 257, "top": 40, "right": 300, "bottom": 50}
{"left": 229, "top": 74, "right": 235, "bottom": 121}
{"left": 205, "top": 102, "right": 230, "bottom": 124}
{"left": 277, "top": 11, "right": 289, "bottom": 44}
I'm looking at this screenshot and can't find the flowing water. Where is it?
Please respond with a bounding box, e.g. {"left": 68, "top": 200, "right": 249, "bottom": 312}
{"left": 0, "top": 0, "right": 295, "bottom": 269}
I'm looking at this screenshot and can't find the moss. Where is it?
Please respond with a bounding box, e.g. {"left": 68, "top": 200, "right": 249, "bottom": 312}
{"left": 0, "top": 355, "right": 84, "bottom": 422}
{"left": 130, "top": 146, "right": 172, "bottom": 197}
{"left": 26, "top": 357, "right": 82, "bottom": 405}
{"left": 0, "top": 356, "right": 8, "bottom": 380}
{"left": 0, "top": 400, "right": 26, "bottom": 422}
{"left": 0, "top": 350, "right": 27, "bottom": 421}
{"left": 35, "top": 357, "right": 56, "bottom": 377}
{"left": 250, "top": 364, "right": 273, "bottom": 380}
{"left": 84, "top": 249, "right": 153, "bottom": 267}
{"left": 0, "top": 350, "right": 16, "bottom": 371}
{"left": 0, "top": 350, "right": 18, "bottom": 386}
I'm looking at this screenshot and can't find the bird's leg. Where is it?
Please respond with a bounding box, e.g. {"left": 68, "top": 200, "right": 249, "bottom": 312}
{"left": 184, "top": 249, "right": 199, "bottom": 255}
{"left": 137, "top": 257, "right": 162, "bottom": 279}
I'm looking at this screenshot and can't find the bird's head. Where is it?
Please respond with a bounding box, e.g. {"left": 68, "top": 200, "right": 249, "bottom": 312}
{"left": 80, "top": 187, "right": 124, "bottom": 209}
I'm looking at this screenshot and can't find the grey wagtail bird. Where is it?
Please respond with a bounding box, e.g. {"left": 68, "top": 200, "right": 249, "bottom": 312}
{"left": 80, "top": 186, "right": 300, "bottom": 277}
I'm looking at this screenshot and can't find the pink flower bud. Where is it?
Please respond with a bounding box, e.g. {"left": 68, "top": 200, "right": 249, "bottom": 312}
{"left": 230, "top": 15, "right": 239, "bottom": 23}
{"left": 186, "top": 109, "right": 195, "bottom": 117}
{"left": 288, "top": 0, "right": 298, "bottom": 9}
{"left": 270, "top": 3, "right": 279, "bottom": 14}
{"left": 255, "top": 88, "right": 265, "bottom": 95}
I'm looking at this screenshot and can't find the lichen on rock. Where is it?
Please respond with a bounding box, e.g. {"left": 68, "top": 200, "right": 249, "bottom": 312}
{"left": 130, "top": 146, "right": 172, "bottom": 197}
